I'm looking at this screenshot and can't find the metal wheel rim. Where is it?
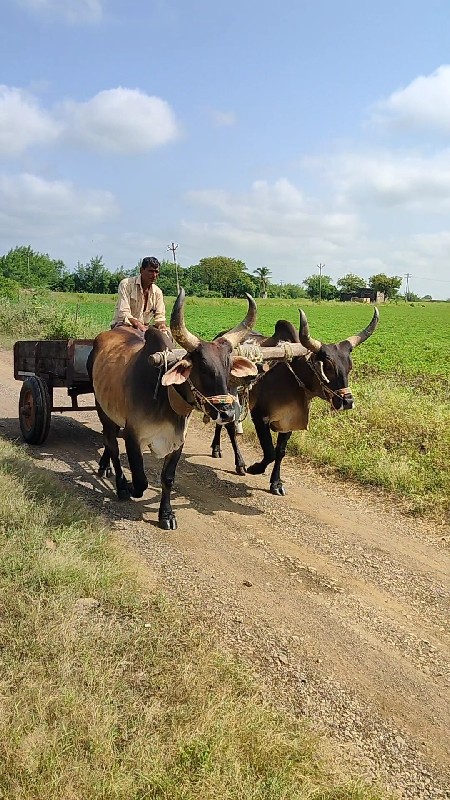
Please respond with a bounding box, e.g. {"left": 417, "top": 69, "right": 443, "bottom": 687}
{"left": 20, "top": 388, "right": 36, "bottom": 433}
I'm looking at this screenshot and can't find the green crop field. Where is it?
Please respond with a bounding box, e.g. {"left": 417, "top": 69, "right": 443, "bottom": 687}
{"left": 50, "top": 292, "right": 450, "bottom": 381}
{"left": 1, "top": 292, "right": 449, "bottom": 522}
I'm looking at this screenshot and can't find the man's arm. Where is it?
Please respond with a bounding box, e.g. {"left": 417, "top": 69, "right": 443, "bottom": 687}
{"left": 114, "top": 280, "right": 146, "bottom": 331}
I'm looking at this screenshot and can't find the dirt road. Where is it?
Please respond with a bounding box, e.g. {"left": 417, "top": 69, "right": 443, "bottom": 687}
{"left": 1, "top": 349, "right": 449, "bottom": 799}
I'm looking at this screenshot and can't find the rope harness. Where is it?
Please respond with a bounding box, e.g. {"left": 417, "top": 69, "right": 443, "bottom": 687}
{"left": 186, "top": 378, "right": 235, "bottom": 418}
{"left": 303, "top": 354, "right": 352, "bottom": 410}
{"left": 155, "top": 340, "right": 351, "bottom": 422}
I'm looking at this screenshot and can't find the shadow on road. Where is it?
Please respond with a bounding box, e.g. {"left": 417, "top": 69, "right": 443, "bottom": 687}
{"left": 0, "top": 412, "right": 261, "bottom": 526}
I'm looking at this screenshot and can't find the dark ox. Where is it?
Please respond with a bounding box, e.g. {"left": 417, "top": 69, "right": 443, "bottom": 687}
{"left": 88, "top": 290, "right": 258, "bottom": 529}
{"left": 211, "top": 307, "right": 379, "bottom": 495}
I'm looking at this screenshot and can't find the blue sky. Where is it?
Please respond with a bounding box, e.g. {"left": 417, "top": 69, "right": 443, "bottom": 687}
{"left": 2, "top": 0, "right": 450, "bottom": 298}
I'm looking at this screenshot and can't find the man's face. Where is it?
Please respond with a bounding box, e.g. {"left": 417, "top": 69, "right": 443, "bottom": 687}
{"left": 141, "top": 265, "right": 159, "bottom": 288}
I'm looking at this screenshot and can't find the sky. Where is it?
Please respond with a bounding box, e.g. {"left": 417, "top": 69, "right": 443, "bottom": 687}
{"left": 2, "top": 1, "right": 450, "bottom": 299}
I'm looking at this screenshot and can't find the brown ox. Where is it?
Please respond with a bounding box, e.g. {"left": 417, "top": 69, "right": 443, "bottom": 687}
{"left": 211, "top": 307, "right": 379, "bottom": 495}
{"left": 88, "top": 290, "right": 258, "bottom": 529}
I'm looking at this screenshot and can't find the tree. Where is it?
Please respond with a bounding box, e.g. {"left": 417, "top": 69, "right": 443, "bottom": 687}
{"left": 268, "top": 282, "right": 307, "bottom": 299}
{"left": 0, "top": 246, "right": 66, "bottom": 289}
{"left": 302, "top": 274, "right": 337, "bottom": 301}
{"left": 72, "top": 256, "right": 111, "bottom": 294}
{"left": 108, "top": 266, "right": 135, "bottom": 294}
{"left": 185, "top": 256, "right": 255, "bottom": 297}
{"left": 405, "top": 291, "right": 420, "bottom": 302}
{"left": 336, "top": 273, "right": 367, "bottom": 294}
{"left": 368, "top": 273, "right": 402, "bottom": 300}
{"left": 155, "top": 259, "right": 184, "bottom": 296}
{"left": 253, "top": 266, "right": 272, "bottom": 299}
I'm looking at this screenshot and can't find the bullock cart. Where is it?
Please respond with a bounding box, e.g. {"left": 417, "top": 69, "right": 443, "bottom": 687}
{"left": 13, "top": 337, "right": 307, "bottom": 446}
{"left": 13, "top": 339, "right": 95, "bottom": 444}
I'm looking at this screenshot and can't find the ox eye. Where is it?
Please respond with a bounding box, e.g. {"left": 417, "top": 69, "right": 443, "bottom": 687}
{"left": 322, "top": 359, "right": 334, "bottom": 377}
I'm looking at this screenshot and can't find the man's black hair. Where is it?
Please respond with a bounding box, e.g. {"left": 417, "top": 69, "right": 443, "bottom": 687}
{"left": 141, "top": 256, "right": 160, "bottom": 269}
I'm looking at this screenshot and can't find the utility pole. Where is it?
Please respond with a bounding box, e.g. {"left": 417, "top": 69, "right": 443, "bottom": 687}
{"left": 405, "top": 273, "right": 411, "bottom": 302}
{"left": 317, "top": 262, "right": 325, "bottom": 302}
{"left": 167, "top": 241, "right": 180, "bottom": 294}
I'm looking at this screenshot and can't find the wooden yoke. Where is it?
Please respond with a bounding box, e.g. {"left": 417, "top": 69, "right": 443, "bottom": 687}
{"left": 148, "top": 341, "right": 309, "bottom": 368}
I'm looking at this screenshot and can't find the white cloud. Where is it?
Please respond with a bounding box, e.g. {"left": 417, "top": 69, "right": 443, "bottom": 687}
{"left": 0, "top": 172, "right": 117, "bottom": 237}
{"left": 0, "top": 84, "right": 181, "bottom": 157}
{"left": 17, "top": 0, "right": 103, "bottom": 24}
{"left": 310, "top": 149, "right": 450, "bottom": 210}
{"left": 372, "top": 65, "right": 450, "bottom": 134}
{"left": 61, "top": 88, "right": 181, "bottom": 154}
{"left": 0, "top": 85, "right": 60, "bottom": 156}
{"left": 183, "top": 179, "right": 360, "bottom": 267}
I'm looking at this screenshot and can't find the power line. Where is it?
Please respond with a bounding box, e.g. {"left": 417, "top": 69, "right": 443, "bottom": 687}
{"left": 408, "top": 274, "right": 450, "bottom": 284}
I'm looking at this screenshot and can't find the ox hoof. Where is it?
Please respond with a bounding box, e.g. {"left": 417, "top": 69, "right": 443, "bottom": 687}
{"left": 212, "top": 447, "right": 222, "bottom": 459}
{"left": 117, "top": 488, "right": 131, "bottom": 501}
{"left": 131, "top": 484, "right": 147, "bottom": 498}
{"left": 246, "top": 462, "right": 267, "bottom": 475}
{"left": 236, "top": 465, "right": 246, "bottom": 476}
{"left": 98, "top": 466, "right": 112, "bottom": 478}
{"left": 159, "top": 515, "right": 177, "bottom": 531}
{"left": 270, "top": 482, "right": 286, "bottom": 496}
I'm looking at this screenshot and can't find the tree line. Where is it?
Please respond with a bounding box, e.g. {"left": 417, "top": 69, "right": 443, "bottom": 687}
{"left": 0, "top": 245, "right": 430, "bottom": 302}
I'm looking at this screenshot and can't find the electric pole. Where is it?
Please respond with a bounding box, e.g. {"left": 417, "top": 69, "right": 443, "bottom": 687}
{"left": 405, "top": 272, "right": 411, "bottom": 302}
{"left": 167, "top": 241, "right": 180, "bottom": 294}
{"left": 317, "top": 262, "right": 325, "bottom": 302}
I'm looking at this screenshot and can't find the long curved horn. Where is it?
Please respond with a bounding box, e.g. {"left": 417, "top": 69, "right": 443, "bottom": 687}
{"left": 345, "top": 307, "right": 379, "bottom": 349}
{"left": 221, "top": 293, "right": 257, "bottom": 348}
{"left": 298, "top": 309, "right": 322, "bottom": 353}
{"left": 170, "top": 289, "right": 201, "bottom": 352}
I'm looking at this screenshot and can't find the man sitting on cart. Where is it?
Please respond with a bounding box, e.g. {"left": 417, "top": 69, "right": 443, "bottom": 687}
{"left": 111, "top": 256, "right": 170, "bottom": 336}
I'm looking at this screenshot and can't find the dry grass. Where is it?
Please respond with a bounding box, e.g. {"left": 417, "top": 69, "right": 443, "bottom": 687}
{"left": 0, "top": 438, "right": 386, "bottom": 800}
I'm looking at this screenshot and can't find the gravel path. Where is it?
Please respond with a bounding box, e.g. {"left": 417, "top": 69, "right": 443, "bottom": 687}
{"left": 1, "top": 349, "right": 448, "bottom": 799}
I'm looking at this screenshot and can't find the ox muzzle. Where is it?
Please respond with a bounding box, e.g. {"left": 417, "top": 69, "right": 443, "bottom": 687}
{"left": 211, "top": 399, "right": 236, "bottom": 426}
{"left": 332, "top": 388, "right": 354, "bottom": 412}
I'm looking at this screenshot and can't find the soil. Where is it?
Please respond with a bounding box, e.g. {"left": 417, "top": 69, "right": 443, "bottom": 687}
{"left": 1, "top": 348, "right": 449, "bottom": 799}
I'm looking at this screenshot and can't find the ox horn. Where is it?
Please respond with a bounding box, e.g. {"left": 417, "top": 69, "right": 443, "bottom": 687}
{"left": 298, "top": 309, "right": 322, "bottom": 353}
{"left": 221, "top": 293, "right": 257, "bottom": 348}
{"left": 345, "top": 307, "right": 379, "bottom": 349}
{"left": 170, "top": 289, "right": 202, "bottom": 352}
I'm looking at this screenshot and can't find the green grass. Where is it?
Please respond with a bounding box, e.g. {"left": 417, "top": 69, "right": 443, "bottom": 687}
{"left": 44, "top": 293, "right": 450, "bottom": 380}
{"left": 283, "top": 375, "right": 450, "bottom": 519}
{"left": 0, "top": 438, "right": 386, "bottom": 800}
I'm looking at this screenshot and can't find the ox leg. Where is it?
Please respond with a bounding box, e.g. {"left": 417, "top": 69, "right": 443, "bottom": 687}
{"left": 211, "top": 423, "right": 246, "bottom": 474}
{"left": 225, "top": 421, "right": 246, "bottom": 475}
{"left": 246, "top": 408, "right": 275, "bottom": 475}
{"left": 211, "top": 425, "right": 222, "bottom": 459}
{"left": 159, "top": 445, "right": 183, "bottom": 530}
{"left": 123, "top": 428, "right": 148, "bottom": 499}
{"left": 97, "top": 408, "right": 130, "bottom": 500}
{"left": 269, "top": 432, "right": 292, "bottom": 496}
{"left": 98, "top": 448, "right": 112, "bottom": 478}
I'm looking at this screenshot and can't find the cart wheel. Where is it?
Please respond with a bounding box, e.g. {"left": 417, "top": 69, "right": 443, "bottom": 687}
{"left": 19, "top": 376, "right": 52, "bottom": 445}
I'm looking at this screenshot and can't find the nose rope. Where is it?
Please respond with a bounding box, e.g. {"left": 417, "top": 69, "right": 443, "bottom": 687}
{"left": 303, "top": 355, "right": 352, "bottom": 408}
{"left": 186, "top": 378, "right": 235, "bottom": 417}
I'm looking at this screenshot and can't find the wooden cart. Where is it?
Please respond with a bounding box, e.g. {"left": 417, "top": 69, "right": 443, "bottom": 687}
{"left": 14, "top": 339, "right": 96, "bottom": 444}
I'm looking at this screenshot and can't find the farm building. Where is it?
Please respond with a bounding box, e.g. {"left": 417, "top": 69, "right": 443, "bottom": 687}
{"left": 339, "top": 288, "right": 384, "bottom": 303}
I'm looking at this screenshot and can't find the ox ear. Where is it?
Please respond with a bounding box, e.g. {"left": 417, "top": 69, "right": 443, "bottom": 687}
{"left": 161, "top": 358, "right": 192, "bottom": 386}
{"left": 230, "top": 356, "right": 258, "bottom": 379}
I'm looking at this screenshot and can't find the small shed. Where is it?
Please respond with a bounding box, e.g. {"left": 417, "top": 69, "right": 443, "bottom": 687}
{"left": 339, "top": 288, "right": 384, "bottom": 303}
